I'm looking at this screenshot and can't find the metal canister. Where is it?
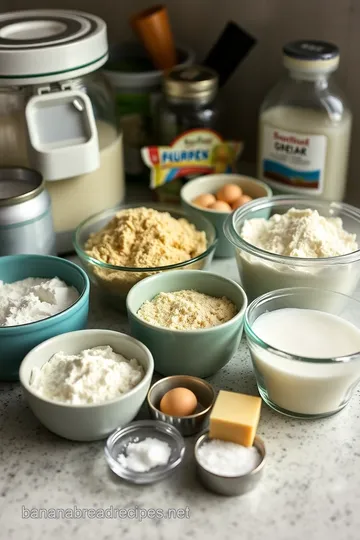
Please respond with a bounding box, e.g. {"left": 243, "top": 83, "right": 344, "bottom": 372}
{"left": 0, "top": 167, "right": 55, "bottom": 256}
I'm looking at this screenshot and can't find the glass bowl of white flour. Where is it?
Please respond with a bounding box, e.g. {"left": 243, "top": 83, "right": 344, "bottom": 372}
{"left": 223, "top": 196, "right": 360, "bottom": 302}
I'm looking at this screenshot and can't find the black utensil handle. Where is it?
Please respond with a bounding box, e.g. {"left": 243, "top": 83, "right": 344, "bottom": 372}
{"left": 203, "top": 21, "right": 257, "bottom": 88}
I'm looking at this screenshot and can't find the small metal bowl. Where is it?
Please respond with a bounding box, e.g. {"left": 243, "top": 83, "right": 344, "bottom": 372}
{"left": 147, "top": 375, "right": 216, "bottom": 436}
{"left": 194, "top": 432, "right": 266, "bottom": 496}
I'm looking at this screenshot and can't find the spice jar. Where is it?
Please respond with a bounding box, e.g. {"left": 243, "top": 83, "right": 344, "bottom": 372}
{"left": 257, "top": 40, "right": 352, "bottom": 201}
{"left": 142, "top": 65, "right": 242, "bottom": 203}
{"left": 156, "top": 65, "right": 219, "bottom": 144}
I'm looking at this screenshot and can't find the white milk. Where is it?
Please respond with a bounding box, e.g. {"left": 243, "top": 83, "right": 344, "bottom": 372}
{"left": 249, "top": 308, "right": 360, "bottom": 415}
{"left": 258, "top": 105, "right": 352, "bottom": 201}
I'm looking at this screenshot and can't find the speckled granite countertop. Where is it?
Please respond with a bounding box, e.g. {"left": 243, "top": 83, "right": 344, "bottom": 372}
{"left": 1, "top": 256, "right": 360, "bottom": 540}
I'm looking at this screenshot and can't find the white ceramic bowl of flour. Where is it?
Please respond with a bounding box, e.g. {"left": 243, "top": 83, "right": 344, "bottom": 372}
{"left": 224, "top": 196, "right": 360, "bottom": 302}
{"left": 19, "top": 329, "right": 154, "bottom": 441}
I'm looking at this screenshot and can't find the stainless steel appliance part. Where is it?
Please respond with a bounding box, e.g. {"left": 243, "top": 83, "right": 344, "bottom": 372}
{"left": 0, "top": 167, "right": 55, "bottom": 255}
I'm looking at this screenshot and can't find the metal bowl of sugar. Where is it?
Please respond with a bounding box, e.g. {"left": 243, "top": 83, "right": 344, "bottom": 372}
{"left": 194, "top": 432, "right": 266, "bottom": 496}
{"left": 104, "top": 420, "right": 186, "bottom": 484}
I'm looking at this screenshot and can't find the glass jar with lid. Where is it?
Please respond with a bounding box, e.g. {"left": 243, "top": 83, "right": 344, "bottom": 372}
{"left": 151, "top": 65, "right": 220, "bottom": 203}
{"left": 0, "top": 9, "right": 125, "bottom": 253}
{"left": 156, "top": 65, "right": 219, "bottom": 143}
{"left": 257, "top": 40, "right": 352, "bottom": 201}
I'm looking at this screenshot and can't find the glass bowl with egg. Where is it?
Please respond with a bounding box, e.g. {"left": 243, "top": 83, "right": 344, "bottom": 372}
{"left": 223, "top": 195, "right": 360, "bottom": 301}
{"left": 73, "top": 202, "right": 217, "bottom": 311}
{"left": 180, "top": 174, "right": 272, "bottom": 258}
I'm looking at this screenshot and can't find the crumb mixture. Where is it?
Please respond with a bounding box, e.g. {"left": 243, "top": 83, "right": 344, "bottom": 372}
{"left": 241, "top": 208, "right": 358, "bottom": 258}
{"left": 85, "top": 207, "right": 207, "bottom": 268}
{"left": 137, "top": 290, "right": 238, "bottom": 330}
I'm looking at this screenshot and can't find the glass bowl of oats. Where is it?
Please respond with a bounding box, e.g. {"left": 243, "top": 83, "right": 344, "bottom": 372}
{"left": 73, "top": 203, "right": 217, "bottom": 311}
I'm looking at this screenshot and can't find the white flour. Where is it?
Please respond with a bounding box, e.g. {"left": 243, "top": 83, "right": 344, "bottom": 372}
{"left": 238, "top": 208, "right": 360, "bottom": 301}
{"left": 30, "top": 346, "right": 144, "bottom": 405}
{"left": 241, "top": 208, "right": 358, "bottom": 258}
{"left": 0, "top": 277, "right": 79, "bottom": 327}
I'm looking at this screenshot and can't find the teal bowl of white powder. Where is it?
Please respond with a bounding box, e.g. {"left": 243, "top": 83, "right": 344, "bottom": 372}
{"left": 0, "top": 254, "right": 89, "bottom": 381}
{"left": 19, "top": 330, "right": 154, "bottom": 441}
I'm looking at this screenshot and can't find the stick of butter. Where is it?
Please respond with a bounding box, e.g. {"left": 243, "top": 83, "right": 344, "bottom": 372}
{"left": 209, "top": 390, "right": 261, "bottom": 447}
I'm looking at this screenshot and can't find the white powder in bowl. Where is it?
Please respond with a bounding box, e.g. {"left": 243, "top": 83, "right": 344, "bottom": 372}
{"left": 137, "top": 290, "right": 238, "bottom": 330}
{"left": 30, "top": 346, "right": 144, "bottom": 404}
{"left": 241, "top": 208, "right": 358, "bottom": 258}
{"left": 0, "top": 277, "right": 79, "bottom": 327}
{"left": 117, "top": 437, "right": 172, "bottom": 472}
{"left": 237, "top": 208, "right": 360, "bottom": 301}
{"left": 197, "top": 439, "right": 262, "bottom": 477}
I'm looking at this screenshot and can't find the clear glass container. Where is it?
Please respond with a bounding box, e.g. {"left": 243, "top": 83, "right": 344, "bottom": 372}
{"left": 156, "top": 90, "right": 219, "bottom": 145}
{"left": 104, "top": 420, "right": 185, "bottom": 484}
{"left": 257, "top": 40, "right": 352, "bottom": 202}
{"left": 245, "top": 287, "right": 360, "bottom": 419}
{"left": 0, "top": 74, "right": 124, "bottom": 250}
{"left": 74, "top": 202, "right": 217, "bottom": 311}
{"left": 153, "top": 65, "right": 220, "bottom": 203}
{"left": 223, "top": 196, "right": 360, "bottom": 302}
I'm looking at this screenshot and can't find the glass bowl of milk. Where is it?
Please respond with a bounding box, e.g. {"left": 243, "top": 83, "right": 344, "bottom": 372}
{"left": 244, "top": 287, "right": 360, "bottom": 419}
{"left": 223, "top": 196, "right": 360, "bottom": 302}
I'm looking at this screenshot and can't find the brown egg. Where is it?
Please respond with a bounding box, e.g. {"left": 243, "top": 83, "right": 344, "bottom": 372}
{"left": 160, "top": 387, "right": 198, "bottom": 417}
{"left": 192, "top": 193, "right": 216, "bottom": 208}
{"left": 216, "top": 183, "right": 243, "bottom": 204}
{"left": 209, "top": 200, "right": 232, "bottom": 212}
{"left": 231, "top": 194, "right": 253, "bottom": 209}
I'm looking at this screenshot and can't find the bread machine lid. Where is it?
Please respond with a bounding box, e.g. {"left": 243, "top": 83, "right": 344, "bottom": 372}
{"left": 0, "top": 9, "right": 108, "bottom": 84}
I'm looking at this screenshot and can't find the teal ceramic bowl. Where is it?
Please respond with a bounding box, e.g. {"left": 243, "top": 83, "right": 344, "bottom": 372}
{"left": 126, "top": 270, "right": 247, "bottom": 377}
{"left": 0, "top": 255, "right": 90, "bottom": 381}
{"left": 181, "top": 174, "right": 272, "bottom": 258}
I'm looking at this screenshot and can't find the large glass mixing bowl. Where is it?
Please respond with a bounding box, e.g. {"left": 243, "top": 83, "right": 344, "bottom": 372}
{"left": 74, "top": 202, "right": 217, "bottom": 311}
{"left": 224, "top": 196, "right": 360, "bottom": 302}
